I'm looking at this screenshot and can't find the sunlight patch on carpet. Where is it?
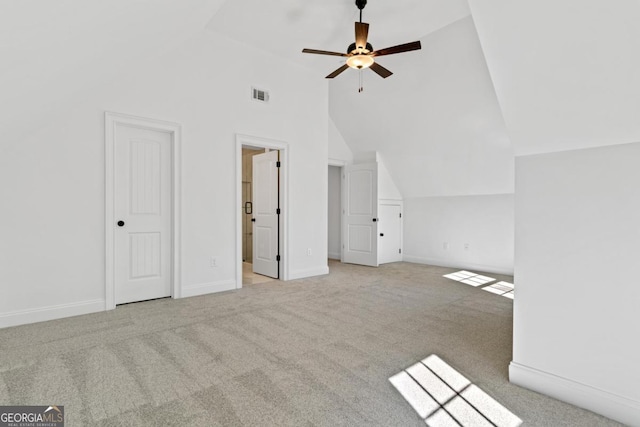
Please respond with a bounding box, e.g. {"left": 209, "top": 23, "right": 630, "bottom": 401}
{"left": 482, "top": 281, "right": 515, "bottom": 299}
{"left": 443, "top": 271, "right": 495, "bottom": 287}
{"left": 390, "top": 355, "right": 522, "bottom": 427}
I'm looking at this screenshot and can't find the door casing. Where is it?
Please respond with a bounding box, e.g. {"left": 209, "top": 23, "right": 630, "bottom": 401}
{"left": 105, "top": 112, "right": 182, "bottom": 310}
{"left": 235, "top": 134, "right": 289, "bottom": 286}
{"left": 328, "top": 159, "right": 346, "bottom": 262}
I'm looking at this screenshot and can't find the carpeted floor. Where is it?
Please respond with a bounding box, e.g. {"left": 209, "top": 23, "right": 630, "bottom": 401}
{"left": 0, "top": 261, "right": 622, "bottom": 426}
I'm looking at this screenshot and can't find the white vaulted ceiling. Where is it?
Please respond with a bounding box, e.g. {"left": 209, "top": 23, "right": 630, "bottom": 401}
{"left": 468, "top": 0, "right": 640, "bottom": 156}
{"left": 2, "top": 0, "right": 513, "bottom": 199}
{"left": 206, "top": 0, "right": 512, "bottom": 198}
{"left": 206, "top": 0, "right": 471, "bottom": 72}
{"left": 329, "top": 16, "right": 513, "bottom": 197}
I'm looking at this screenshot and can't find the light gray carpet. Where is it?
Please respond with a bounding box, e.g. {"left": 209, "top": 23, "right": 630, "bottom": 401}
{"left": 0, "top": 261, "right": 622, "bottom": 426}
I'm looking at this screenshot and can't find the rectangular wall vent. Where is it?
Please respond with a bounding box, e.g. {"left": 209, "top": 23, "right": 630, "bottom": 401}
{"left": 252, "top": 87, "right": 269, "bottom": 103}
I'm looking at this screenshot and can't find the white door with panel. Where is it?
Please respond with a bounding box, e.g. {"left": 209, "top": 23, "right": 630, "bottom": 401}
{"left": 378, "top": 203, "right": 402, "bottom": 264}
{"left": 343, "top": 163, "right": 378, "bottom": 267}
{"left": 252, "top": 150, "right": 279, "bottom": 278}
{"left": 114, "top": 125, "right": 172, "bottom": 304}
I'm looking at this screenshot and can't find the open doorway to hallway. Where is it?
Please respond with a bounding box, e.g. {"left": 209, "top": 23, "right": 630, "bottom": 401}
{"left": 328, "top": 164, "right": 342, "bottom": 262}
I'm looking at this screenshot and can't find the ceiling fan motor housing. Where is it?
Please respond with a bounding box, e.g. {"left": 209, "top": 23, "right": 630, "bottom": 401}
{"left": 348, "top": 42, "right": 373, "bottom": 54}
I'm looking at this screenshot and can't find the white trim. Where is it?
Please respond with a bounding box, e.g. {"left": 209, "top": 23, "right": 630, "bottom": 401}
{"left": 236, "top": 134, "right": 289, "bottom": 288}
{"left": 105, "top": 112, "right": 182, "bottom": 310}
{"left": 509, "top": 362, "right": 640, "bottom": 426}
{"left": 289, "top": 266, "right": 330, "bottom": 280}
{"left": 402, "top": 255, "right": 514, "bottom": 276}
{"left": 182, "top": 280, "right": 236, "bottom": 298}
{"left": 328, "top": 158, "right": 347, "bottom": 167}
{"left": 328, "top": 252, "right": 341, "bottom": 260}
{"left": 0, "top": 299, "right": 105, "bottom": 329}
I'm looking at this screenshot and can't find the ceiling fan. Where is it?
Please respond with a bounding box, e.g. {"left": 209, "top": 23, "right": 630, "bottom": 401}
{"left": 302, "top": 0, "right": 421, "bottom": 89}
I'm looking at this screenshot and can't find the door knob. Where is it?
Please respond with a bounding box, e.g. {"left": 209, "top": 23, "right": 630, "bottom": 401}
{"left": 117, "top": 220, "right": 125, "bottom": 227}
{"left": 380, "top": 233, "right": 384, "bottom": 237}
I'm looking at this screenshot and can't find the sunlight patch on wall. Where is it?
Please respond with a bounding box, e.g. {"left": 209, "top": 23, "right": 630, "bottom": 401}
{"left": 390, "top": 355, "right": 522, "bottom": 427}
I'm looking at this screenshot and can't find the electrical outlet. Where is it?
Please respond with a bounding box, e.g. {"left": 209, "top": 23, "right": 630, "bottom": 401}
{"left": 210, "top": 256, "right": 218, "bottom": 267}
{"left": 464, "top": 243, "right": 469, "bottom": 250}
{"left": 307, "top": 248, "right": 312, "bottom": 256}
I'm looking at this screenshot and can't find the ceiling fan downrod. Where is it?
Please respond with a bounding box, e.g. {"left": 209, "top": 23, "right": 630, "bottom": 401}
{"left": 355, "top": 0, "right": 367, "bottom": 23}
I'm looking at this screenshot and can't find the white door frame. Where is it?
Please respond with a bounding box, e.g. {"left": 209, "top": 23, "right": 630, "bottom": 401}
{"left": 236, "top": 134, "right": 289, "bottom": 286}
{"left": 105, "top": 112, "right": 182, "bottom": 310}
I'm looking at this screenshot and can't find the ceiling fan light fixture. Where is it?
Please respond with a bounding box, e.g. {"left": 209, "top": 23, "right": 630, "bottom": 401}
{"left": 347, "top": 54, "right": 374, "bottom": 69}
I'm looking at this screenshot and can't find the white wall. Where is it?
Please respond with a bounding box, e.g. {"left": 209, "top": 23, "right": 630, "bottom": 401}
{"left": 403, "top": 195, "right": 514, "bottom": 275}
{"left": 468, "top": 1, "right": 640, "bottom": 423}
{"left": 327, "top": 166, "right": 341, "bottom": 260}
{"left": 328, "top": 117, "right": 353, "bottom": 164}
{"left": 0, "top": 0, "right": 227, "bottom": 144}
{"left": 377, "top": 156, "right": 402, "bottom": 201}
{"left": 0, "top": 31, "right": 329, "bottom": 328}
{"left": 511, "top": 142, "right": 640, "bottom": 425}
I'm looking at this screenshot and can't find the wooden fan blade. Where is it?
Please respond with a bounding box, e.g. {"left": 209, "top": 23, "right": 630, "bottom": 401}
{"left": 302, "top": 48, "right": 348, "bottom": 57}
{"left": 326, "top": 64, "right": 350, "bottom": 79}
{"left": 372, "top": 41, "right": 421, "bottom": 57}
{"left": 369, "top": 62, "right": 393, "bottom": 78}
{"left": 355, "top": 22, "right": 369, "bottom": 50}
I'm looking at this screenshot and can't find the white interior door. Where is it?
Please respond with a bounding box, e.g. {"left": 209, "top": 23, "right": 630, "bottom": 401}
{"left": 378, "top": 203, "right": 402, "bottom": 264}
{"left": 252, "top": 150, "right": 279, "bottom": 278}
{"left": 343, "top": 163, "right": 378, "bottom": 267}
{"left": 114, "top": 125, "right": 172, "bottom": 304}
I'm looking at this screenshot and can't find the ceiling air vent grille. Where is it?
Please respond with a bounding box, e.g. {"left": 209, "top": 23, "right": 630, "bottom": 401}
{"left": 252, "top": 87, "right": 269, "bottom": 103}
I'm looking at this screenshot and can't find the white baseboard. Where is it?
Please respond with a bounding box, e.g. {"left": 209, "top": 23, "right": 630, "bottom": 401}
{"left": 509, "top": 362, "right": 640, "bottom": 426}
{"left": 181, "top": 280, "right": 237, "bottom": 298}
{"left": 288, "top": 266, "right": 330, "bottom": 280}
{"left": 0, "top": 299, "right": 105, "bottom": 329}
{"left": 402, "top": 255, "right": 514, "bottom": 276}
{"left": 328, "top": 251, "right": 341, "bottom": 260}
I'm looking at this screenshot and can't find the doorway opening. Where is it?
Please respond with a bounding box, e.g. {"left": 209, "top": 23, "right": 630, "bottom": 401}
{"left": 236, "top": 134, "right": 288, "bottom": 287}
{"left": 328, "top": 164, "right": 343, "bottom": 262}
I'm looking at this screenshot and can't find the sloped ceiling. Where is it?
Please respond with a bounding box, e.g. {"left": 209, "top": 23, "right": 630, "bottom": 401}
{"left": 330, "top": 16, "right": 513, "bottom": 197}
{"left": 2, "top": 0, "right": 514, "bottom": 200}
{"left": 207, "top": 0, "right": 514, "bottom": 199}
{"left": 468, "top": 0, "right": 640, "bottom": 156}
